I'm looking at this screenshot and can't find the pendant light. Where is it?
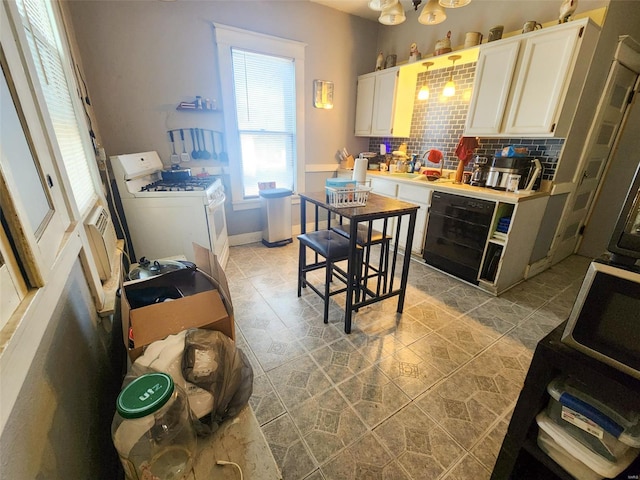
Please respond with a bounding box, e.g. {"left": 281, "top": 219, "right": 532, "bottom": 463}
{"left": 369, "top": 0, "right": 399, "bottom": 11}
{"left": 442, "top": 55, "right": 461, "bottom": 97}
{"left": 418, "top": 0, "right": 447, "bottom": 25}
{"left": 379, "top": 3, "right": 406, "bottom": 25}
{"left": 439, "top": 0, "right": 472, "bottom": 7}
{"left": 418, "top": 62, "right": 434, "bottom": 101}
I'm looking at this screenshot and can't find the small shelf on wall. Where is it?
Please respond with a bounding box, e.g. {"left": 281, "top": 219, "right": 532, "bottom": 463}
{"left": 176, "top": 106, "right": 221, "bottom": 113}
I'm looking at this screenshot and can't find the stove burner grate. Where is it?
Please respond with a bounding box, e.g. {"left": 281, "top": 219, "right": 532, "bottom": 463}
{"left": 141, "top": 176, "right": 219, "bottom": 192}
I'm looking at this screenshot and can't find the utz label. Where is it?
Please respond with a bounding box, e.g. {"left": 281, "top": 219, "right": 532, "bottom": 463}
{"left": 561, "top": 405, "right": 604, "bottom": 439}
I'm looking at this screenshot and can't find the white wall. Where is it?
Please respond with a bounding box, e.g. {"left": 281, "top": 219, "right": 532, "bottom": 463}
{"left": 0, "top": 261, "right": 122, "bottom": 478}
{"left": 65, "top": 1, "right": 378, "bottom": 236}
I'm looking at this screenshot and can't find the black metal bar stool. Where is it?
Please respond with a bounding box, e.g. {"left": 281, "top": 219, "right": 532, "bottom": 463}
{"left": 331, "top": 220, "right": 391, "bottom": 301}
{"left": 297, "top": 229, "right": 361, "bottom": 324}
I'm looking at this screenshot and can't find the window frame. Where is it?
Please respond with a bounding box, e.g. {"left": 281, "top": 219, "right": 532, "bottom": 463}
{"left": 0, "top": 0, "right": 106, "bottom": 433}
{"left": 213, "top": 23, "right": 306, "bottom": 210}
{"left": 11, "top": 0, "right": 103, "bottom": 220}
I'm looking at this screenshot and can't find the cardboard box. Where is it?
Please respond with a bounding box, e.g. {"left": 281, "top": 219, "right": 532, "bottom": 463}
{"left": 121, "top": 243, "right": 234, "bottom": 360}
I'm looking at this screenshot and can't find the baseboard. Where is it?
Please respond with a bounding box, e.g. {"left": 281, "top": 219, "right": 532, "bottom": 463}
{"left": 229, "top": 221, "right": 331, "bottom": 247}
{"left": 229, "top": 231, "right": 263, "bottom": 246}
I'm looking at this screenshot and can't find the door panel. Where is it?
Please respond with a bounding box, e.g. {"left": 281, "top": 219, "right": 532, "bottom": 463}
{"left": 553, "top": 62, "right": 638, "bottom": 262}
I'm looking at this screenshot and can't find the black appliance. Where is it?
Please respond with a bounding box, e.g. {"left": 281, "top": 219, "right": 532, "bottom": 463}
{"left": 608, "top": 161, "right": 640, "bottom": 265}
{"left": 560, "top": 160, "right": 640, "bottom": 380}
{"left": 470, "top": 156, "right": 490, "bottom": 187}
{"left": 485, "top": 156, "right": 542, "bottom": 191}
{"left": 561, "top": 258, "right": 640, "bottom": 380}
{"left": 423, "top": 192, "right": 495, "bottom": 284}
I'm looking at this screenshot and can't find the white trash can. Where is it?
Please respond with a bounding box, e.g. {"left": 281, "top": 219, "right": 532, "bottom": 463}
{"left": 259, "top": 188, "right": 293, "bottom": 247}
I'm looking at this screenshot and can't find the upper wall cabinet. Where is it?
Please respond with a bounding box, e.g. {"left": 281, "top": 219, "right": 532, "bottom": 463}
{"left": 355, "top": 66, "right": 416, "bottom": 137}
{"left": 464, "top": 18, "right": 600, "bottom": 138}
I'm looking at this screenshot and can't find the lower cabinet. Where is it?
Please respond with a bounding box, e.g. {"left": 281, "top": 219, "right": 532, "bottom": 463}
{"left": 369, "top": 174, "right": 549, "bottom": 294}
{"left": 397, "top": 183, "right": 431, "bottom": 255}
{"left": 478, "top": 196, "right": 548, "bottom": 294}
{"left": 369, "top": 177, "right": 430, "bottom": 256}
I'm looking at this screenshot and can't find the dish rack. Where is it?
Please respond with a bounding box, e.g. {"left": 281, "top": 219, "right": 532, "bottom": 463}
{"left": 326, "top": 185, "right": 372, "bottom": 208}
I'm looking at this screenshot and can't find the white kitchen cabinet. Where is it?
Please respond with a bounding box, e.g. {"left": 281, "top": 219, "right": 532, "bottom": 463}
{"left": 355, "top": 67, "right": 416, "bottom": 137}
{"left": 354, "top": 75, "right": 376, "bottom": 136}
{"left": 464, "top": 18, "right": 599, "bottom": 138}
{"left": 464, "top": 39, "right": 521, "bottom": 136}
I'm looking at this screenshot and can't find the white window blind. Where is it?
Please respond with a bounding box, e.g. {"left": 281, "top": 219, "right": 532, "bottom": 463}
{"left": 16, "top": 0, "right": 97, "bottom": 215}
{"left": 232, "top": 48, "right": 296, "bottom": 198}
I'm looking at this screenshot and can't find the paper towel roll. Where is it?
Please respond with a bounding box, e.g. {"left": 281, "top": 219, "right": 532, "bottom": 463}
{"left": 352, "top": 158, "right": 368, "bottom": 184}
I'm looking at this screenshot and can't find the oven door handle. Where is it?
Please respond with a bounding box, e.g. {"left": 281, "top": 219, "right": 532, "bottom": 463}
{"left": 207, "top": 193, "right": 226, "bottom": 211}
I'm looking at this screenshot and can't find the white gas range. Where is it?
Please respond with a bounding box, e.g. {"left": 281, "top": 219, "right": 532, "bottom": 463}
{"left": 110, "top": 151, "right": 229, "bottom": 269}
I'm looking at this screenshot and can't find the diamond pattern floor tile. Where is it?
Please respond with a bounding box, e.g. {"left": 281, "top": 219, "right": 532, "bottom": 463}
{"left": 337, "top": 365, "right": 411, "bottom": 428}
{"left": 225, "top": 243, "right": 593, "bottom": 480}
{"left": 311, "top": 338, "right": 372, "bottom": 384}
{"left": 320, "top": 433, "right": 411, "bottom": 480}
{"left": 374, "top": 403, "right": 465, "bottom": 480}
{"left": 288, "top": 388, "right": 368, "bottom": 465}
{"left": 265, "top": 353, "right": 333, "bottom": 410}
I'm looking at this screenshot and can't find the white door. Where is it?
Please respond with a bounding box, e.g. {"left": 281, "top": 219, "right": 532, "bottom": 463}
{"left": 355, "top": 74, "right": 375, "bottom": 136}
{"left": 553, "top": 62, "right": 638, "bottom": 262}
{"left": 504, "top": 25, "right": 581, "bottom": 135}
{"left": 464, "top": 39, "right": 520, "bottom": 136}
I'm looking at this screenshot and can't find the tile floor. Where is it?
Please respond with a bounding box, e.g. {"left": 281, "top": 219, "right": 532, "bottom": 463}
{"left": 225, "top": 240, "right": 593, "bottom": 480}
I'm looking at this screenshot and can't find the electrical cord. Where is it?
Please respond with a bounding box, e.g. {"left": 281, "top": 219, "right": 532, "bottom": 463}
{"left": 216, "top": 460, "right": 243, "bottom": 480}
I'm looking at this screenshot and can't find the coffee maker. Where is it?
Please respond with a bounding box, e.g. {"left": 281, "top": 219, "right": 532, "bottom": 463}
{"left": 470, "top": 156, "right": 490, "bottom": 187}
{"left": 486, "top": 156, "right": 543, "bottom": 192}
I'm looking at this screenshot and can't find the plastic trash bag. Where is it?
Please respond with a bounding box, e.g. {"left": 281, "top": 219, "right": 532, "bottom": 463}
{"left": 182, "top": 329, "right": 253, "bottom": 434}
{"left": 121, "top": 328, "right": 253, "bottom": 436}
{"left": 132, "top": 330, "right": 214, "bottom": 420}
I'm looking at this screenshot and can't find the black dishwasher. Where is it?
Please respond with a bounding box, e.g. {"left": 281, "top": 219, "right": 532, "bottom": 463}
{"left": 423, "top": 192, "right": 495, "bottom": 284}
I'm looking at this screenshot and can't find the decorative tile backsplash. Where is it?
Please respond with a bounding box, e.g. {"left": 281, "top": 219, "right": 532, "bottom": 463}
{"left": 368, "top": 61, "right": 564, "bottom": 181}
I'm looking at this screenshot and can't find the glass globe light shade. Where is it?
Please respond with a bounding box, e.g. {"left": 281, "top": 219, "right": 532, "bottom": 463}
{"left": 443, "top": 80, "right": 456, "bottom": 97}
{"left": 369, "top": 0, "right": 399, "bottom": 12}
{"left": 418, "top": 0, "right": 447, "bottom": 25}
{"left": 379, "top": 3, "right": 406, "bottom": 25}
{"left": 439, "top": 0, "right": 471, "bottom": 8}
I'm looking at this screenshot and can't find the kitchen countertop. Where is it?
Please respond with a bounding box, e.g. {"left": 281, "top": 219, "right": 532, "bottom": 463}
{"left": 366, "top": 170, "right": 549, "bottom": 204}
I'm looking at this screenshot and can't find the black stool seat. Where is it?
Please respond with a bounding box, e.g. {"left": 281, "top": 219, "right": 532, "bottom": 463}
{"left": 332, "top": 223, "right": 390, "bottom": 245}
{"left": 298, "top": 230, "right": 351, "bottom": 259}
{"left": 297, "top": 229, "right": 362, "bottom": 324}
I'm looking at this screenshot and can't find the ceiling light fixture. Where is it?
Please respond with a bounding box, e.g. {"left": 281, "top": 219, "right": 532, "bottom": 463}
{"left": 368, "top": 0, "right": 399, "bottom": 12}
{"left": 438, "top": 0, "right": 471, "bottom": 8}
{"left": 379, "top": 3, "right": 406, "bottom": 25}
{"left": 418, "top": 0, "right": 446, "bottom": 25}
{"left": 418, "top": 61, "right": 434, "bottom": 101}
{"left": 442, "top": 55, "right": 461, "bottom": 97}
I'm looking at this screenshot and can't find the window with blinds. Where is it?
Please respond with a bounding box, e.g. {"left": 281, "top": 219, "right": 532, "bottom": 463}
{"left": 231, "top": 48, "right": 296, "bottom": 198}
{"left": 15, "top": 0, "right": 97, "bottom": 216}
